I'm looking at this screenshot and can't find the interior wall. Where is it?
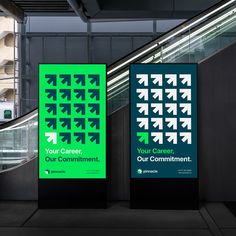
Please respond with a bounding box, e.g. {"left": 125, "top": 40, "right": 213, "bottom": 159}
{"left": 21, "top": 33, "right": 154, "bottom": 114}
{"left": 198, "top": 40, "right": 236, "bottom": 201}
{"left": 108, "top": 106, "right": 130, "bottom": 200}
{"left": 20, "top": 17, "right": 186, "bottom": 114}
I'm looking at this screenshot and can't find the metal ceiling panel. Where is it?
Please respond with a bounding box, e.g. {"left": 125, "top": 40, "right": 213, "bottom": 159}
{"left": 1, "top": 0, "right": 74, "bottom": 14}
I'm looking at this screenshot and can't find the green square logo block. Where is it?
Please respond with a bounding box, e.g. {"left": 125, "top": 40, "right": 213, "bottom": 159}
{"left": 39, "top": 64, "right": 106, "bottom": 179}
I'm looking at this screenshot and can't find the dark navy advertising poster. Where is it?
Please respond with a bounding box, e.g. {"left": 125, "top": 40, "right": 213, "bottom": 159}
{"left": 130, "top": 64, "right": 197, "bottom": 178}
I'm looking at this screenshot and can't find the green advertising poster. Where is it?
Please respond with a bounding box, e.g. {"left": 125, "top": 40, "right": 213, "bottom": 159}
{"left": 39, "top": 64, "right": 106, "bottom": 179}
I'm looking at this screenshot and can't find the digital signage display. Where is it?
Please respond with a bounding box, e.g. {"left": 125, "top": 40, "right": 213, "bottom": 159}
{"left": 130, "top": 64, "right": 197, "bottom": 178}
{"left": 39, "top": 64, "right": 106, "bottom": 179}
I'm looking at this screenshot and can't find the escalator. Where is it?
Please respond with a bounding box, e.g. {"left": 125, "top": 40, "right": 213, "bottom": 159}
{"left": 1, "top": 0, "right": 236, "bottom": 197}
{"left": 0, "top": 109, "right": 37, "bottom": 171}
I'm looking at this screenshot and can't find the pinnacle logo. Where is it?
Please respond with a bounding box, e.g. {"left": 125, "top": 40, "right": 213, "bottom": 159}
{"left": 137, "top": 169, "right": 142, "bottom": 174}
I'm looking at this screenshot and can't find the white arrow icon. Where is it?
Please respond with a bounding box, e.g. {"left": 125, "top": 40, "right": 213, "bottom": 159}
{"left": 166, "top": 132, "right": 177, "bottom": 144}
{"left": 45, "top": 132, "right": 57, "bottom": 144}
{"left": 137, "top": 74, "right": 148, "bottom": 86}
{"left": 165, "top": 89, "right": 177, "bottom": 101}
{"left": 151, "top": 89, "right": 163, "bottom": 100}
{"left": 151, "top": 118, "right": 163, "bottom": 129}
{"left": 180, "top": 118, "right": 191, "bottom": 130}
{"left": 165, "top": 74, "right": 177, "bottom": 86}
{"left": 180, "top": 103, "right": 191, "bottom": 115}
{"left": 180, "top": 132, "right": 192, "bottom": 144}
{"left": 151, "top": 132, "right": 163, "bottom": 144}
{"left": 151, "top": 74, "right": 162, "bottom": 86}
{"left": 151, "top": 103, "right": 163, "bottom": 115}
{"left": 136, "top": 89, "right": 148, "bottom": 101}
{"left": 180, "top": 74, "right": 191, "bottom": 86}
{"left": 137, "top": 103, "right": 148, "bottom": 115}
{"left": 180, "top": 89, "right": 191, "bottom": 101}
{"left": 165, "top": 118, "right": 177, "bottom": 130}
{"left": 165, "top": 103, "right": 177, "bottom": 115}
{"left": 137, "top": 118, "right": 149, "bottom": 130}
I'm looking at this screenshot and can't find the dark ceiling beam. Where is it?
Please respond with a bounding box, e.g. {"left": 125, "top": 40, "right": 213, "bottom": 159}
{"left": 0, "top": 0, "right": 24, "bottom": 23}
{"left": 67, "top": 0, "right": 89, "bottom": 22}
{"left": 81, "top": 0, "right": 100, "bottom": 17}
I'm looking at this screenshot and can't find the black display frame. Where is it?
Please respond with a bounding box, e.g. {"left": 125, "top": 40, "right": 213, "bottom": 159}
{"left": 38, "top": 63, "right": 108, "bottom": 209}
{"left": 129, "top": 63, "right": 199, "bottom": 210}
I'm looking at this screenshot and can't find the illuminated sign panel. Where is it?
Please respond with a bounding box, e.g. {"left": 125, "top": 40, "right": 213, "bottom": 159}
{"left": 39, "top": 64, "right": 106, "bottom": 179}
{"left": 130, "top": 64, "right": 197, "bottom": 178}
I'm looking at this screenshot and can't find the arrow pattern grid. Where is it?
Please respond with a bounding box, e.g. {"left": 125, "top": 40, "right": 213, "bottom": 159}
{"left": 135, "top": 73, "right": 192, "bottom": 145}
{"left": 44, "top": 74, "right": 101, "bottom": 145}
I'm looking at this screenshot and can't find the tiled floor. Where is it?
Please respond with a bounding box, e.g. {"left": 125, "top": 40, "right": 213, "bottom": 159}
{"left": 0, "top": 202, "right": 235, "bottom": 236}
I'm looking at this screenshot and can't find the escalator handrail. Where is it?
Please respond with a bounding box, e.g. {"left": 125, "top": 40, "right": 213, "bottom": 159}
{"left": 107, "top": 0, "right": 235, "bottom": 78}
{"left": 0, "top": 108, "right": 38, "bottom": 131}
{"left": 0, "top": 154, "right": 37, "bottom": 174}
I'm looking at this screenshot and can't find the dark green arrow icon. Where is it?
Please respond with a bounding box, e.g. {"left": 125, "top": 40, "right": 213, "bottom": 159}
{"left": 88, "top": 118, "right": 99, "bottom": 129}
{"left": 59, "top": 104, "right": 71, "bottom": 115}
{"left": 74, "top": 74, "right": 85, "bottom": 86}
{"left": 45, "top": 118, "right": 57, "bottom": 129}
{"left": 59, "top": 118, "right": 71, "bottom": 129}
{"left": 60, "top": 74, "right": 71, "bottom": 86}
{"left": 74, "top": 104, "right": 85, "bottom": 115}
{"left": 45, "top": 104, "right": 56, "bottom": 115}
{"left": 59, "top": 89, "right": 71, "bottom": 100}
{"left": 45, "top": 74, "right": 56, "bottom": 86}
{"left": 45, "top": 89, "right": 56, "bottom": 101}
{"left": 88, "top": 74, "right": 100, "bottom": 86}
{"left": 74, "top": 89, "right": 85, "bottom": 100}
{"left": 74, "top": 132, "right": 85, "bottom": 144}
{"left": 59, "top": 132, "right": 71, "bottom": 144}
{"left": 74, "top": 118, "right": 85, "bottom": 129}
{"left": 88, "top": 104, "right": 99, "bottom": 115}
{"left": 88, "top": 132, "right": 100, "bottom": 144}
{"left": 88, "top": 89, "right": 99, "bottom": 100}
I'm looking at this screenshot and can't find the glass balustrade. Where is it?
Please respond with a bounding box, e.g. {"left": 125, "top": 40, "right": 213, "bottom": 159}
{"left": 0, "top": 110, "right": 38, "bottom": 171}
